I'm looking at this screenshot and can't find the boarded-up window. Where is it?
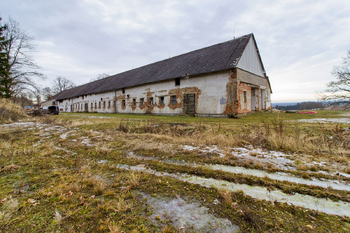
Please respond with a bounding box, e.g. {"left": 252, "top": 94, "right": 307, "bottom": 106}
{"left": 171, "top": 95, "right": 176, "bottom": 105}
{"left": 140, "top": 98, "right": 144, "bottom": 106}
{"left": 133, "top": 99, "right": 136, "bottom": 106}
{"left": 122, "top": 100, "right": 126, "bottom": 107}
{"left": 159, "top": 96, "right": 164, "bottom": 105}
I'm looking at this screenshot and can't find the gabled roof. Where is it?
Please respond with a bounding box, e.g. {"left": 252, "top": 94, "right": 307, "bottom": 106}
{"left": 55, "top": 33, "right": 258, "bottom": 100}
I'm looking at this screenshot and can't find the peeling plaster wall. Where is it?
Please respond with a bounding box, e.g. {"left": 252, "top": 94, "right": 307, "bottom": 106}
{"left": 235, "top": 68, "right": 272, "bottom": 113}
{"left": 59, "top": 68, "right": 271, "bottom": 116}
{"left": 60, "top": 71, "right": 231, "bottom": 115}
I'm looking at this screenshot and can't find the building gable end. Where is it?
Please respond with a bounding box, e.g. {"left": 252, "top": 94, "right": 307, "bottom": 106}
{"left": 236, "top": 36, "right": 265, "bottom": 78}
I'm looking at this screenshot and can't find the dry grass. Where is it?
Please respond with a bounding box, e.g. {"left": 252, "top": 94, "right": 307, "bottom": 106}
{"left": 219, "top": 189, "right": 232, "bottom": 205}
{"left": 53, "top": 209, "right": 62, "bottom": 225}
{"left": 108, "top": 222, "right": 122, "bottom": 233}
{"left": 0, "top": 164, "right": 20, "bottom": 174}
{"left": 0, "top": 98, "right": 27, "bottom": 123}
{"left": 0, "top": 198, "right": 19, "bottom": 223}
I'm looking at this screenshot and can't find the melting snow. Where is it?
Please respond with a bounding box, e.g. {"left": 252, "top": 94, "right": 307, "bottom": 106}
{"left": 128, "top": 152, "right": 350, "bottom": 191}
{"left": 297, "top": 118, "right": 350, "bottom": 124}
{"left": 136, "top": 192, "right": 239, "bottom": 232}
{"left": 116, "top": 164, "right": 350, "bottom": 217}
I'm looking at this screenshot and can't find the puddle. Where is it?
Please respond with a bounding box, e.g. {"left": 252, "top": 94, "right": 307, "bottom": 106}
{"left": 136, "top": 192, "right": 239, "bottom": 232}
{"left": 297, "top": 118, "right": 350, "bottom": 124}
{"left": 115, "top": 164, "right": 350, "bottom": 217}
{"left": 128, "top": 152, "right": 350, "bottom": 191}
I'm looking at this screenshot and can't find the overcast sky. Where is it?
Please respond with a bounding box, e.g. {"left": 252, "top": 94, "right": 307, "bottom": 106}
{"left": 2, "top": 0, "right": 350, "bottom": 103}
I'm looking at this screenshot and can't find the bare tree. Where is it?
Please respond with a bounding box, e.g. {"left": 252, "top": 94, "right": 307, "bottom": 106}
{"left": 321, "top": 51, "right": 350, "bottom": 105}
{"left": 41, "top": 86, "right": 53, "bottom": 101}
{"left": 90, "top": 73, "right": 109, "bottom": 82}
{"left": 0, "top": 18, "right": 45, "bottom": 99}
{"left": 52, "top": 76, "right": 75, "bottom": 95}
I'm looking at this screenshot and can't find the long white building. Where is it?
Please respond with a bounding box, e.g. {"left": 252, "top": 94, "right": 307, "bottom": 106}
{"left": 54, "top": 33, "right": 272, "bottom": 117}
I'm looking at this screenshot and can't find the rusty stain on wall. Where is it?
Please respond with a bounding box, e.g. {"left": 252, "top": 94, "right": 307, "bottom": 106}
{"left": 224, "top": 69, "right": 238, "bottom": 114}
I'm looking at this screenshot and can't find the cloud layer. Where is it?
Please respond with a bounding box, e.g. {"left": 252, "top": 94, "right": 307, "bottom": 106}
{"left": 2, "top": 0, "right": 350, "bottom": 102}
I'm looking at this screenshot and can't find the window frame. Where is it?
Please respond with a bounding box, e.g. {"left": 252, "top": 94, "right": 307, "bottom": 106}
{"left": 159, "top": 96, "right": 164, "bottom": 105}
{"left": 171, "top": 95, "right": 176, "bottom": 105}
{"left": 243, "top": 91, "right": 247, "bottom": 103}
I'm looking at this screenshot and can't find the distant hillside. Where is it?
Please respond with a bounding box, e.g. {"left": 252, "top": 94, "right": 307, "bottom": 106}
{"left": 273, "top": 101, "right": 324, "bottom": 110}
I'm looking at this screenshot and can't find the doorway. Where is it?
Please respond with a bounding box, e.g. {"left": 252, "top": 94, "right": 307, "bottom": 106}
{"left": 183, "top": 93, "right": 195, "bottom": 116}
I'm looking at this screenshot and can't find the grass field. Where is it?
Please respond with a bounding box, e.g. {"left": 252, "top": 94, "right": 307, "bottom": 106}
{"left": 1, "top": 110, "right": 350, "bottom": 232}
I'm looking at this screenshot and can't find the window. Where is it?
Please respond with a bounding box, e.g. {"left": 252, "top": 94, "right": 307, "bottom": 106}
{"left": 149, "top": 97, "right": 153, "bottom": 105}
{"left": 103, "top": 101, "right": 106, "bottom": 108}
{"left": 99, "top": 102, "right": 101, "bottom": 108}
{"left": 133, "top": 99, "right": 136, "bottom": 106}
{"left": 95, "top": 102, "right": 97, "bottom": 109}
{"left": 243, "top": 91, "right": 247, "bottom": 103}
{"left": 175, "top": 78, "right": 180, "bottom": 86}
{"left": 82, "top": 96, "right": 84, "bottom": 100}
{"left": 127, "top": 94, "right": 130, "bottom": 98}
{"left": 91, "top": 103, "right": 93, "bottom": 109}
{"left": 140, "top": 98, "right": 144, "bottom": 106}
{"left": 108, "top": 101, "right": 111, "bottom": 108}
{"left": 122, "top": 88, "right": 125, "bottom": 94}
{"left": 171, "top": 95, "right": 176, "bottom": 105}
{"left": 159, "top": 96, "right": 164, "bottom": 105}
{"left": 122, "top": 100, "right": 126, "bottom": 107}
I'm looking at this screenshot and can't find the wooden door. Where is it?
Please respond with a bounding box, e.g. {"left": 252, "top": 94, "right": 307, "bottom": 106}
{"left": 183, "top": 93, "right": 195, "bottom": 116}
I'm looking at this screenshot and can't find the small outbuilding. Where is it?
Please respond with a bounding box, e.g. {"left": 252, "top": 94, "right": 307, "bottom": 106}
{"left": 54, "top": 33, "right": 272, "bottom": 117}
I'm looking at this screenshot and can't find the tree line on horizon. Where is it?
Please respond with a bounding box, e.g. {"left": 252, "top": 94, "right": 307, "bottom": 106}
{"left": 274, "top": 102, "right": 325, "bottom": 111}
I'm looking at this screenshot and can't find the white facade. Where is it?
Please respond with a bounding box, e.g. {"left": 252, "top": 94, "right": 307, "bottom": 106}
{"left": 60, "top": 71, "right": 232, "bottom": 116}
{"left": 59, "top": 69, "right": 271, "bottom": 116}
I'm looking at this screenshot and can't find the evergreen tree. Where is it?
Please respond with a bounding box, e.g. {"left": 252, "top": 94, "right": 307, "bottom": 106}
{"left": 0, "top": 17, "right": 11, "bottom": 98}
